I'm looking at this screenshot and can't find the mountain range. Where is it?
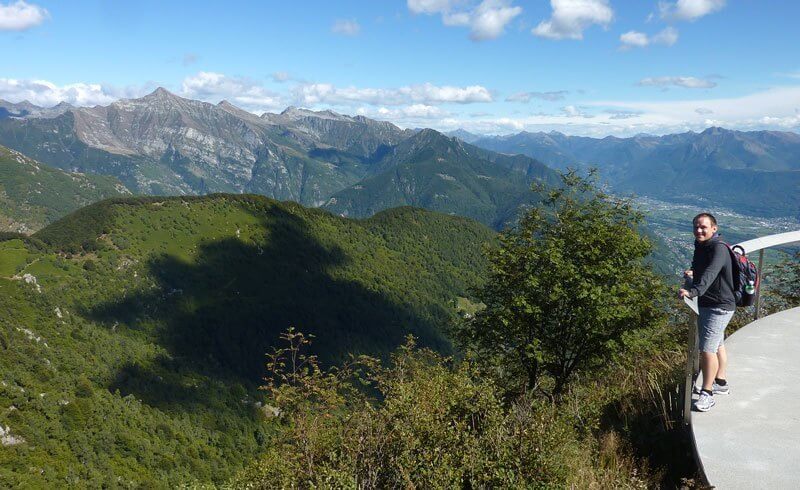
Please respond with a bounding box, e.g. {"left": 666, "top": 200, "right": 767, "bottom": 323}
{"left": 0, "top": 89, "right": 559, "bottom": 229}
{"left": 470, "top": 128, "right": 800, "bottom": 218}
{"left": 2, "top": 89, "right": 799, "bottom": 229}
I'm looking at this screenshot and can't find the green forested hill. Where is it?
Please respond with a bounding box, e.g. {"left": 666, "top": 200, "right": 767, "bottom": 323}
{"left": 324, "top": 129, "right": 562, "bottom": 230}
{"left": 0, "top": 195, "right": 494, "bottom": 487}
{"left": 0, "top": 145, "right": 128, "bottom": 232}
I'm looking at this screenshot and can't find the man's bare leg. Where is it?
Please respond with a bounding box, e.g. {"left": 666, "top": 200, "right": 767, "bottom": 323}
{"left": 715, "top": 345, "right": 728, "bottom": 381}
{"left": 701, "top": 352, "right": 719, "bottom": 391}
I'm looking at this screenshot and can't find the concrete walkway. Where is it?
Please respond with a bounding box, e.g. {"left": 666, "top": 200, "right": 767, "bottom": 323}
{"left": 692, "top": 307, "right": 800, "bottom": 489}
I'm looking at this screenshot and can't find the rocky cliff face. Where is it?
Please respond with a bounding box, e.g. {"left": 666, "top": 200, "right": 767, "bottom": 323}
{"left": 0, "top": 88, "right": 414, "bottom": 204}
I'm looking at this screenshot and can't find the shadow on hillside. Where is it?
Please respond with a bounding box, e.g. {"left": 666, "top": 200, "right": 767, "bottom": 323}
{"left": 88, "top": 203, "right": 448, "bottom": 410}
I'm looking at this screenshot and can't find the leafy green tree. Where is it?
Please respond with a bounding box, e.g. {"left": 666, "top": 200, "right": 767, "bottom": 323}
{"left": 455, "top": 170, "right": 665, "bottom": 397}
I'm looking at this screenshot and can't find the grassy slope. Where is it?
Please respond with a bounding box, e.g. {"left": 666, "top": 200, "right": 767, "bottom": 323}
{"left": 0, "top": 145, "right": 127, "bottom": 233}
{"left": 0, "top": 194, "right": 493, "bottom": 487}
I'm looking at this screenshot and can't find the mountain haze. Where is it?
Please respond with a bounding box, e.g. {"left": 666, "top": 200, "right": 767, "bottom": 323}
{"left": 471, "top": 128, "right": 800, "bottom": 218}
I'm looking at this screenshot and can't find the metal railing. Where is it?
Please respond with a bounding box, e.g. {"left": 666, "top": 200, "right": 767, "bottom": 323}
{"left": 682, "top": 230, "right": 800, "bottom": 426}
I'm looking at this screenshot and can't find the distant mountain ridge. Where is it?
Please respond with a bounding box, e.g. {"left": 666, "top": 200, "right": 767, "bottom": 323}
{"left": 323, "top": 129, "right": 560, "bottom": 229}
{"left": 469, "top": 127, "right": 800, "bottom": 218}
{"left": 0, "top": 89, "right": 556, "bottom": 229}
{"left": 0, "top": 88, "right": 413, "bottom": 204}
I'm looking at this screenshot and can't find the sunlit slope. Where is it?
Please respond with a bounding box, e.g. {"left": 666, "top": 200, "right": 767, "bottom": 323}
{"left": 0, "top": 145, "right": 127, "bottom": 233}
{"left": 0, "top": 194, "right": 492, "bottom": 486}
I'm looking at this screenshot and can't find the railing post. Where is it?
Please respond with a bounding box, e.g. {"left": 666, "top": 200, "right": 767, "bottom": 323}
{"left": 755, "top": 249, "right": 764, "bottom": 320}
{"left": 683, "top": 278, "right": 699, "bottom": 426}
{"left": 683, "top": 311, "right": 698, "bottom": 425}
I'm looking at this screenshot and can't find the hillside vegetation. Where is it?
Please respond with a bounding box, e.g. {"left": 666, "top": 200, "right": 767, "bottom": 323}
{"left": 0, "top": 145, "right": 127, "bottom": 233}
{"left": 0, "top": 194, "right": 493, "bottom": 487}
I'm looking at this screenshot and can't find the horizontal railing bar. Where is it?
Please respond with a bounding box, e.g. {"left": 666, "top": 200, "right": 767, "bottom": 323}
{"left": 735, "top": 230, "right": 800, "bottom": 255}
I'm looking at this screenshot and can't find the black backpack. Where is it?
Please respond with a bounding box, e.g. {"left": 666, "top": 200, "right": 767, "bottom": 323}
{"left": 723, "top": 243, "right": 759, "bottom": 307}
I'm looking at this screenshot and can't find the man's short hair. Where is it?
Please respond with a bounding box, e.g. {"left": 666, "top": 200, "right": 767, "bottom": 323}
{"left": 693, "top": 212, "right": 717, "bottom": 226}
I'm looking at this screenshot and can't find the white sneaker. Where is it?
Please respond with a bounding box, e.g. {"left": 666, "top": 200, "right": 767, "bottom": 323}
{"left": 712, "top": 381, "right": 730, "bottom": 395}
{"left": 694, "top": 391, "right": 715, "bottom": 412}
{"left": 693, "top": 382, "right": 730, "bottom": 396}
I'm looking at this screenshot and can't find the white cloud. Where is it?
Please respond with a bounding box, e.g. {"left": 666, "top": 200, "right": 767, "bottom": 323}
{"left": 620, "top": 26, "right": 678, "bottom": 49}
{"left": 408, "top": 0, "right": 521, "bottom": 41}
{"left": 272, "top": 72, "right": 291, "bottom": 83}
{"left": 468, "top": 0, "right": 523, "bottom": 40}
{"left": 181, "top": 72, "right": 285, "bottom": 112}
{"left": 506, "top": 90, "right": 568, "bottom": 102}
{"left": 293, "top": 82, "right": 493, "bottom": 106}
{"left": 532, "top": 0, "right": 613, "bottom": 40}
{"left": 619, "top": 31, "right": 649, "bottom": 48}
{"left": 588, "top": 85, "right": 800, "bottom": 133}
{"left": 407, "top": 0, "right": 460, "bottom": 15}
{"left": 659, "top": 0, "right": 725, "bottom": 22}
{"left": 604, "top": 109, "right": 642, "bottom": 119}
{"left": 0, "top": 1, "right": 48, "bottom": 31}
{"left": 561, "top": 105, "right": 593, "bottom": 117}
{"left": 331, "top": 18, "right": 360, "bottom": 36}
{"left": 0, "top": 78, "right": 147, "bottom": 106}
{"left": 638, "top": 76, "right": 716, "bottom": 88}
{"left": 359, "top": 104, "right": 450, "bottom": 121}
{"left": 653, "top": 26, "right": 678, "bottom": 45}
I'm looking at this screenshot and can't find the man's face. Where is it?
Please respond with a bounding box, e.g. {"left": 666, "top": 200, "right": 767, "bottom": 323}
{"left": 693, "top": 216, "right": 718, "bottom": 242}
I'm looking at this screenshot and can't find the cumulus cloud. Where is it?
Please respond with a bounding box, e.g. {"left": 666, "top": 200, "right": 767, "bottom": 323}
{"left": 653, "top": 26, "right": 679, "bottom": 45}
{"left": 532, "top": 0, "right": 613, "bottom": 40}
{"left": 181, "top": 71, "right": 285, "bottom": 112}
{"left": 619, "top": 31, "right": 649, "bottom": 48}
{"left": 506, "top": 90, "right": 568, "bottom": 102}
{"left": 408, "top": 0, "right": 522, "bottom": 41}
{"left": 383, "top": 84, "right": 800, "bottom": 136}
{"left": 620, "top": 26, "right": 678, "bottom": 49}
{"left": 659, "top": 0, "right": 726, "bottom": 22}
{"left": 637, "top": 76, "right": 716, "bottom": 89}
{"left": 358, "top": 104, "right": 450, "bottom": 121}
{"left": 561, "top": 105, "right": 593, "bottom": 117}
{"left": 0, "top": 1, "right": 48, "bottom": 31}
{"left": 408, "top": 0, "right": 458, "bottom": 14}
{"left": 588, "top": 85, "right": 800, "bottom": 133}
{"left": 604, "top": 109, "right": 642, "bottom": 119}
{"left": 293, "top": 82, "right": 493, "bottom": 106}
{"left": 0, "top": 78, "right": 149, "bottom": 107}
{"left": 331, "top": 18, "right": 360, "bottom": 36}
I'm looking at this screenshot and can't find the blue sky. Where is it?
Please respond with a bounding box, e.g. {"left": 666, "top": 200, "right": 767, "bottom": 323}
{"left": 2, "top": 0, "right": 799, "bottom": 136}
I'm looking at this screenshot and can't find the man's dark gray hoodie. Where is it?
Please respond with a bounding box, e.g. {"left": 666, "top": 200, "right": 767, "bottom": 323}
{"left": 689, "top": 235, "right": 736, "bottom": 311}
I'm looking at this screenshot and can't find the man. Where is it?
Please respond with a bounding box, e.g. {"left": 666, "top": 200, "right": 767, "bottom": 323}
{"left": 678, "top": 213, "right": 735, "bottom": 412}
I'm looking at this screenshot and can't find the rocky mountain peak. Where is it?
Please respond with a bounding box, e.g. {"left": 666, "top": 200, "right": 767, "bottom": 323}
{"left": 273, "top": 106, "right": 352, "bottom": 122}
{"left": 146, "top": 87, "right": 179, "bottom": 99}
